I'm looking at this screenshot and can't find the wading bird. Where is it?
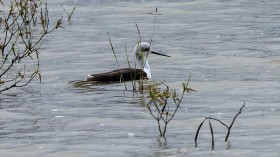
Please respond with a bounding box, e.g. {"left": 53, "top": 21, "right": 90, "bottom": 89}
{"left": 85, "top": 42, "right": 170, "bottom": 82}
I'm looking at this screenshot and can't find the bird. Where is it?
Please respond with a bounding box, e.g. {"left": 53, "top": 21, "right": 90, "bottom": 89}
{"left": 84, "top": 42, "right": 170, "bottom": 83}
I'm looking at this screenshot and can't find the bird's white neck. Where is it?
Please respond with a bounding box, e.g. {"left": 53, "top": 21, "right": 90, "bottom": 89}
{"left": 137, "top": 54, "right": 151, "bottom": 79}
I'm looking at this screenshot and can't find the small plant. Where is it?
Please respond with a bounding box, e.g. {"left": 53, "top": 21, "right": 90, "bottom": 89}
{"left": 0, "top": 0, "right": 64, "bottom": 93}
{"left": 107, "top": 33, "right": 128, "bottom": 90}
{"left": 195, "top": 102, "right": 246, "bottom": 150}
{"left": 146, "top": 74, "right": 195, "bottom": 139}
{"left": 62, "top": 5, "right": 75, "bottom": 22}
{"left": 94, "top": 7, "right": 161, "bottom": 93}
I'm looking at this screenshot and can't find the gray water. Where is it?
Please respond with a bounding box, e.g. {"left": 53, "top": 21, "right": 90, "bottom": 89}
{"left": 1, "top": 0, "right": 280, "bottom": 156}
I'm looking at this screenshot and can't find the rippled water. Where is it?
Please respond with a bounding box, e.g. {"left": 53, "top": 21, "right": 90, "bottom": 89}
{"left": 1, "top": 0, "right": 280, "bottom": 156}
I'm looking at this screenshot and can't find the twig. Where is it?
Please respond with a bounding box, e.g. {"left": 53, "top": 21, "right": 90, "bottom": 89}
{"left": 146, "top": 74, "right": 193, "bottom": 138}
{"left": 149, "top": 7, "right": 158, "bottom": 46}
{"left": 107, "top": 33, "right": 127, "bottom": 90}
{"left": 209, "top": 119, "right": 214, "bottom": 150}
{"left": 194, "top": 103, "right": 246, "bottom": 149}
{"left": 195, "top": 118, "right": 207, "bottom": 147}
{"left": 124, "top": 46, "right": 137, "bottom": 92}
{"left": 62, "top": 6, "right": 75, "bottom": 22}
{"left": 225, "top": 102, "right": 246, "bottom": 141}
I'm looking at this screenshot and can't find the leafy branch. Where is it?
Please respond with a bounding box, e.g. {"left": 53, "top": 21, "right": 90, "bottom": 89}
{"left": 0, "top": 0, "right": 63, "bottom": 93}
{"left": 146, "top": 74, "right": 195, "bottom": 138}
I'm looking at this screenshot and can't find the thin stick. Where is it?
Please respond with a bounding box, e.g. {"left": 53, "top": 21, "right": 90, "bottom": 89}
{"left": 195, "top": 117, "right": 207, "bottom": 147}
{"left": 150, "top": 7, "right": 158, "bottom": 46}
{"left": 209, "top": 119, "right": 215, "bottom": 150}
{"left": 135, "top": 24, "right": 144, "bottom": 92}
{"left": 62, "top": 6, "right": 75, "bottom": 22}
{"left": 124, "top": 46, "right": 136, "bottom": 92}
{"left": 195, "top": 103, "right": 246, "bottom": 149}
{"left": 107, "top": 33, "right": 127, "bottom": 90}
{"left": 209, "top": 117, "right": 228, "bottom": 128}
{"left": 225, "top": 102, "right": 245, "bottom": 141}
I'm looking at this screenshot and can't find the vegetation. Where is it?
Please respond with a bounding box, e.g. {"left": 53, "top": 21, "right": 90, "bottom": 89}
{"left": 0, "top": 0, "right": 247, "bottom": 153}
{"left": 107, "top": 8, "right": 161, "bottom": 93}
{"left": 0, "top": 0, "right": 63, "bottom": 93}
{"left": 68, "top": 6, "right": 245, "bottom": 149}
{"left": 62, "top": 5, "right": 75, "bottom": 22}
{"left": 195, "top": 103, "right": 246, "bottom": 150}
{"left": 146, "top": 74, "right": 194, "bottom": 139}
{"left": 107, "top": 8, "right": 245, "bottom": 147}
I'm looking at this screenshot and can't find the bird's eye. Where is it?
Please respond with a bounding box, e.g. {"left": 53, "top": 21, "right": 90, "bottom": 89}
{"left": 142, "top": 48, "right": 150, "bottom": 51}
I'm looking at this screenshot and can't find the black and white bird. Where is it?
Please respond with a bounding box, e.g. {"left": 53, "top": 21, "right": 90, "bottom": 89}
{"left": 86, "top": 42, "right": 170, "bottom": 82}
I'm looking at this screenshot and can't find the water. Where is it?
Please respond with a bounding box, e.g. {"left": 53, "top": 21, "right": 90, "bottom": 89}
{"left": 1, "top": 0, "right": 280, "bottom": 156}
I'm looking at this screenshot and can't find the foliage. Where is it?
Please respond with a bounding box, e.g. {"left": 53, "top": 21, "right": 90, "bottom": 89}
{"left": 146, "top": 74, "right": 195, "bottom": 138}
{"left": 0, "top": 0, "right": 63, "bottom": 93}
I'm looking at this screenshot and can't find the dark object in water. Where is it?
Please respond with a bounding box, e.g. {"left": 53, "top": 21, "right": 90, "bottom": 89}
{"left": 72, "top": 42, "right": 170, "bottom": 85}
{"left": 86, "top": 68, "right": 148, "bottom": 82}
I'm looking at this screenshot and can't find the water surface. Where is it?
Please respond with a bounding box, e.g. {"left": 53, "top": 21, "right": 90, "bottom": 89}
{"left": 1, "top": 0, "right": 280, "bottom": 156}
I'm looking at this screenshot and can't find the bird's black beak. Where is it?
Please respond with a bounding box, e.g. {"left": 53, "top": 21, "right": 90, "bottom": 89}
{"left": 151, "top": 51, "right": 171, "bottom": 57}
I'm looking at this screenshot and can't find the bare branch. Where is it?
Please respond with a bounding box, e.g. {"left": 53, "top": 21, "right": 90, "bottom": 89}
{"left": 225, "top": 102, "right": 246, "bottom": 141}
{"left": 195, "top": 103, "right": 245, "bottom": 149}
{"left": 0, "top": 0, "right": 66, "bottom": 93}
{"left": 195, "top": 118, "right": 207, "bottom": 147}
{"left": 209, "top": 119, "right": 214, "bottom": 150}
